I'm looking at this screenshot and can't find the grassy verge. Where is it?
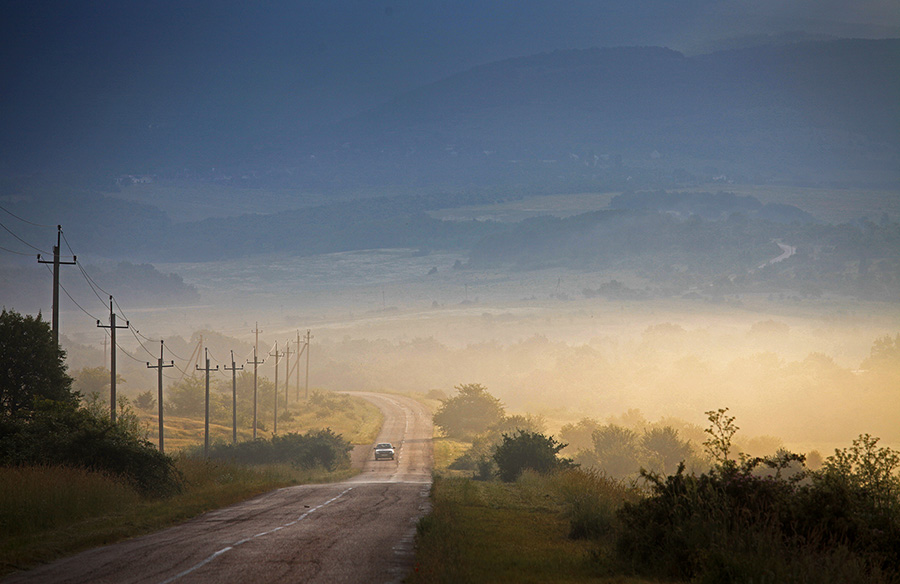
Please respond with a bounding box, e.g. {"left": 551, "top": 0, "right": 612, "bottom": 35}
{"left": 1, "top": 391, "right": 381, "bottom": 577}
{"left": 409, "top": 473, "right": 655, "bottom": 584}
{"left": 0, "top": 458, "right": 354, "bottom": 577}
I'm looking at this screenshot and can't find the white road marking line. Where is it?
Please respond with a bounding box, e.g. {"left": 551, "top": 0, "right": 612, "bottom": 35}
{"left": 158, "top": 487, "right": 353, "bottom": 584}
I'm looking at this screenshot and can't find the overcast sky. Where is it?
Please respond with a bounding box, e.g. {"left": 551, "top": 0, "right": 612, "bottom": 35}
{"left": 1, "top": 1, "right": 898, "bottom": 166}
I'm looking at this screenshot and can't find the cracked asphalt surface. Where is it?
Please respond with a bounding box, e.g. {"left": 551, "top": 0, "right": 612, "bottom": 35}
{"left": 4, "top": 392, "right": 433, "bottom": 584}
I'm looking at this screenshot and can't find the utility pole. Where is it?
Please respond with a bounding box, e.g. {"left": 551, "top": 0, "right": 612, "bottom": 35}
{"left": 196, "top": 348, "right": 218, "bottom": 456}
{"left": 283, "top": 342, "right": 292, "bottom": 408}
{"left": 224, "top": 351, "right": 243, "bottom": 444}
{"left": 146, "top": 341, "right": 173, "bottom": 453}
{"left": 269, "top": 342, "right": 283, "bottom": 435}
{"left": 247, "top": 347, "right": 265, "bottom": 439}
{"left": 297, "top": 329, "right": 306, "bottom": 401}
{"left": 37, "top": 225, "right": 76, "bottom": 347}
{"left": 249, "top": 323, "right": 264, "bottom": 439}
{"left": 304, "top": 330, "right": 312, "bottom": 400}
{"left": 97, "top": 296, "right": 128, "bottom": 423}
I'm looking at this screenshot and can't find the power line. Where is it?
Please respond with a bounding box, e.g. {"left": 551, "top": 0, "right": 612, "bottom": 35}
{"left": 48, "top": 265, "right": 103, "bottom": 322}
{"left": 0, "top": 204, "right": 55, "bottom": 228}
{"left": 76, "top": 262, "right": 110, "bottom": 308}
{"left": 0, "top": 219, "right": 51, "bottom": 254}
{"left": 129, "top": 326, "right": 158, "bottom": 359}
{"left": 0, "top": 244, "right": 34, "bottom": 256}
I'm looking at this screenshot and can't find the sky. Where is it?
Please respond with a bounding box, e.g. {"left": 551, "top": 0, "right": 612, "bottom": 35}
{"left": 2, "top": 0, "right": 898, "bottom": 152}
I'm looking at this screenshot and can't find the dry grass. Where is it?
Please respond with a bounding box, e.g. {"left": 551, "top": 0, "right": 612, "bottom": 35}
{"left": 410, "top": 474, "right": 655, "bottom": 584}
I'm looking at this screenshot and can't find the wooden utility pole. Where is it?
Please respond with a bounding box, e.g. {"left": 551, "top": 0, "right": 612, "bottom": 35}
{"left": 304, "top": 330, "right": 312, "bottom": 400}
{"left": 283, "top": 342, "right": 292, "bottom": 408}
{"left": 224, "top": 351, "right": 243, "bottom": 444}
{"left": 146, "top": 341, "right": 174, "bottom": 453}
{"left": 97, "top": 296, "right": 128, "bottom": 423}
{"left": 196, "top": 348, "right": 218, "bottom": 456}
{"left": 37, "top": 225, "right": 75, "bottom": 347}
{"left": 247, "top": 346, "right": 265, "bottom": 439}
{"left": 269, "top": 342, "right": 284, "bottom": 434}
{"left": 297, "top": 329, "right": 306, "bottom": 401}
{"left": 249, "top": 323, "right": 264, "bottom": 439}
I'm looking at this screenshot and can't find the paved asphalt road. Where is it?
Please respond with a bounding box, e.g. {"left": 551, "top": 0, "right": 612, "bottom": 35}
{"left": 4, "top": 392, "right": 433, "bottom": 584}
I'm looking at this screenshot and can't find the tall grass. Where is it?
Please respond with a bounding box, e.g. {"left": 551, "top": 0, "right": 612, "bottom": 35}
{"left": 0, "top": 466, "right": 140, "bottom": 539}
{"left": 0, "top": 458, "right": 350, "bottom": 577}
{"left": 549, "top": 468, "right": 637, "bottom": 539}
{"left": 410, "top": 473, "right": 644, "bottom": 584}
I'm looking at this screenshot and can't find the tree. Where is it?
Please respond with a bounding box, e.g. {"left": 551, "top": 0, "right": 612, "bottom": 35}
{"left": 433, "top": 383, "right": 505, "bottom": 440}
{"left": 592, "top": 424, "right": 643, "bottom": 479}
{"left": 703, "top": 408, "right": 738, "bottom": 467}
{"left": 641, "top": 426, "right": 693, "bottom": 476}
{"left": 493, "top": 430, "right": 573, "bottom": 482}
{"left": 0, "top": 309, "right": 75, "bottom": 419}
{"left": 72, "top": 366, "right": 124, "bottom": 406}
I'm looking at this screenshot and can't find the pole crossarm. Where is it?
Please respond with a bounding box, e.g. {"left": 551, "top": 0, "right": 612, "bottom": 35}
{"left": 269, "top": 342, "right": 284, "bottom": 435}
{"left": 37, "top": 225, "right": 76, "bottom": 347}
{"left": 97, "top": 296, "right": 128, "bottom": 423}
{"left": 196, "top": 348, "right": 219, "bottom": 456}
{"left": 224, "top": 351, "right": 244, "bottom": 445}
{"left": 146, "top": 340, "right": 174, "bottom": 453}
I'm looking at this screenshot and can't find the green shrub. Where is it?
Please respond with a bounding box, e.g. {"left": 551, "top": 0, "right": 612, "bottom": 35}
{"left": 0, "top": 399, "right": 181, "bottom": 497}
{"left": 550, "top": 467, "right": 636, "bottom": 539}
{"left": 492, "top": 430, "right": 573, "bottom": 482}
{"left": 614, "top": 439, "right": 900, "bottom": 583}
{"left": 198, "top": 429, "right": 352, "bottom": 471}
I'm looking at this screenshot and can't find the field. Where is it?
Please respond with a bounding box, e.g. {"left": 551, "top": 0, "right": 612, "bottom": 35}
{"left": 135, "top": 391, "right": 383, "bottom": 452}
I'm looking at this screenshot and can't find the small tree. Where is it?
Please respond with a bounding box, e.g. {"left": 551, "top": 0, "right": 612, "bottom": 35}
{"left": 493, "top": 430, "right": 573, "bottom": 482}
{"left": 0, "top": 309, "right": 75, "bottom": 419}
{"left": 433, "top": 383, "right": 505, "bottom": 440}
{"left": 703, "top": 408, "right": 738, "bottom": 467}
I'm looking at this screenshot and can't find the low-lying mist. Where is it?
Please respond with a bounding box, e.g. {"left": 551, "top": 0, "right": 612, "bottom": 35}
{"left": 60, "top": 286, "right": 899, "bottom": 456}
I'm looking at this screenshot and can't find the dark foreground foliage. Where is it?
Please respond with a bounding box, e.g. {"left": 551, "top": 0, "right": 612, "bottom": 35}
{"left": 615, "top": 437, "right": 900, "bottom": 584}
{"left": 196, "top": 429, "right": 352, "bottom": 471}
{"left": 0, "top": 399, "right": 181, "bottom": 496}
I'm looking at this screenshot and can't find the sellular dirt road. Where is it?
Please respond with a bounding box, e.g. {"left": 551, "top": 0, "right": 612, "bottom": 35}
{"left": 4, "top": 392, "right": 433, "bottom": 584}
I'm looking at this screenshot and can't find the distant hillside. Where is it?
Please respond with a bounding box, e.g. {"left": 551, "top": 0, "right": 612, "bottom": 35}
{"left": 2, "top": 39, "right": 896, "bottom": 195}
{"left": 310, "top": 39, "right": 899, "bottom": 190}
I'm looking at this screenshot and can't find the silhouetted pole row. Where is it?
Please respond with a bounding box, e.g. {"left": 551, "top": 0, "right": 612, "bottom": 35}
{"left": 97, "top": 296, "right": 128, "bottom": 423}
{"left": 224, "top": 350, "right": 243, "bottom": 444}
{"left": 146, "top": 340, "right": 174, "bottom": 453}
{"left": 37, "top": 225, "right": 76, "bottom": 348}
{"left": 196, "top": 348, "right": 218, "bottom": 456}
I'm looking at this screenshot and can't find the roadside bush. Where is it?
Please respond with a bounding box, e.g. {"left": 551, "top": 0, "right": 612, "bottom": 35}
{"left": 0, "top": 399, "right": 181, "bottom": 496}
{"left": 200, "top": 429, "right": 352, "bottom": 471}
{"left": 493, "top": 430, "right": 573, "bottom": 482}
{"left": 550, "top": 467, "right": 636, "bottom": 539}
{"left": 614, "top": 435, "right": 900, "bottom": 583}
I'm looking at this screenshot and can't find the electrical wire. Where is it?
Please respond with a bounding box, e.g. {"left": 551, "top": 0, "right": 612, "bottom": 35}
{"left": 0, "top": 219, "right": 50, "bottom": 254}
{"left": 0, "top": 204, "right": 55, "bottom": 228}
{"left": 129, "top": 326, "right": 158, "bottom": 359}
{"left": 0, "top": 244, "right": 34, "bottom": 256}
{"left": 114, "top": 340, "right": 150, "bottom": 365}
{"left": 47, "top": 265, "right": 103, "bottom": 322}
{"left": 76, "top": 262, "right": 111, "bottom": 308}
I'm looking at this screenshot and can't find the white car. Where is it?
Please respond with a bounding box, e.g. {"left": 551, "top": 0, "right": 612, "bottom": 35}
{"left": 374, "top": 442, "right": 395, "bottom": 460}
